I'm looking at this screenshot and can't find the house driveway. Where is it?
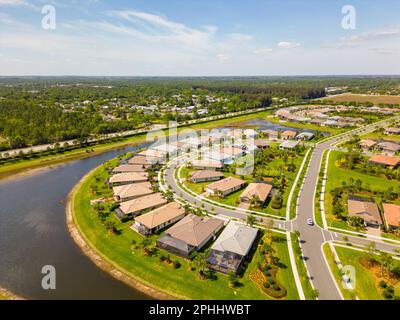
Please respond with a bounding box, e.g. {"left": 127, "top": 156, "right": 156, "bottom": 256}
{"left": 238, "top": 202, "right": 250, "bottom": 210}
{"left": 366, "top": 227, "right": 381, "bottom": 238}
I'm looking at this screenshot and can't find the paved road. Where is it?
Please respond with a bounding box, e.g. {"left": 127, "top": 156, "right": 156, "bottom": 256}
{"left": 162, "top": 115, "right": 400, "bottom": 300}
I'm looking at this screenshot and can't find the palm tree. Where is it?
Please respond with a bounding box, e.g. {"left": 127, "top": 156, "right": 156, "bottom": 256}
{"left": 246, "top": 214, "right": 256, "bottom": 227}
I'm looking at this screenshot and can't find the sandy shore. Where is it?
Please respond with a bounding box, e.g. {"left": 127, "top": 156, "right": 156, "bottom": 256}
{"left": 65, "top": 167, "right": 178, "bottom": 301}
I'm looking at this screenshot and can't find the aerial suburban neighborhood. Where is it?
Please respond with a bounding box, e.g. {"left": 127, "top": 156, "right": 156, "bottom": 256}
{"left": 2, "top": 1, "right": 400, "bottom": 312}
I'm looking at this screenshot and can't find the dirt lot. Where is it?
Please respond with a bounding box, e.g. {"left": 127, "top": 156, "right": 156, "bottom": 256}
{"left": 322, "top": 93, "right": 400, "bottom": 105}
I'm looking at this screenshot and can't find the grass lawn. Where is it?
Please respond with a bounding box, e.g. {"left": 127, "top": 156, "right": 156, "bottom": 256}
{"left": 323, "top": 244, "right": 400, "bottom": 300}
{"left": 324, "top": 151, "right": 400, "bottom": 232}
{"left": 72, "top": 159, "right": 300, "bottom": 300}
{"left": 290, "top": 233, "right": 316, "bottom": 300}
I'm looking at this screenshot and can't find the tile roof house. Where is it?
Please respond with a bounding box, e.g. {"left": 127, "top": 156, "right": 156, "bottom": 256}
{"left": 190, "top": 159, "right": 224, "bottom": 170}
{"left": 113, "top": 182, "right": 153, "bottom": 202}
{"left": 368, "top": 155, "right": 400, "bottom": 168}
{"left": 112, "top": 164, "right": 149, "bottom": 173}
{"left": 136, "top": 149, "right": 167, "bottom": 164}
{"left": 115, "top": 193, "right": 168, "bottom": 219}
{"left": 262, "top": 129, "right": 279, "bottom": 141}
{"left": 108, "top": 172, "right": 148, "bottom": 186}
{"left": 347, "top": 198, "right": 382, "bottom": 228}
{"left": 384, "top": 127, "right": 400, "bottom": 135}
{"left": 132, "top": 202, "right": 186, "bottom": 236}
{"left": 156, "top": 215, "right": 224, "bottom": 257}
{"left": 189, "top": 170, "right": 225, "bottom": 183}
{"left": 240, "top": 183, "right": 273, "bottom": 204}
{"left": 376, "top": 141, "right": 400, "bottom": 156}
{"left": 128, "top": 156, "right": 155, "bottom": 166}
{"left": 282, "top": 130, "right": 297, "bottom": 140}
{"left": 206, "top": 222, "right": 258, "bottom": 274}
{"left": 206, "top": 177, "right": 247, "bottom": 197}
{"left": 279, "top": 140, "right": 300, "bottom": 150}
{"left": 296, "top": 132, "right": 315, "bottom": 141}
{"left": 253, "top": 139, "right": 270, "bottom": 150}
{"left": 359, "top": 139, "right": 377, "bottom": 150}
{"left": 383, "top": 203, "right": 400, "bottom": 230}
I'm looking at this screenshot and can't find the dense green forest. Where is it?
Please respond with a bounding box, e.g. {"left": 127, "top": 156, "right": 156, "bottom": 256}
{"left": 0, "top": 76, "right": 399, "bottom": 151}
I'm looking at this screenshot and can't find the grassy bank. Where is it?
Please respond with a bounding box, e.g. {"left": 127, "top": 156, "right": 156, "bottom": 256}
{"left": 71, "top": 157, "right": 300, "bottom": 300}
{"left": 0, "top": 110, "right": 270, "bottom": 180}
{"left": 322, "top": 244, "right": 400, "bottom": 300}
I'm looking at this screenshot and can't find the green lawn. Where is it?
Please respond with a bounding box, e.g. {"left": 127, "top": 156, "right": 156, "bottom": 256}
{"left": 323, "top": 244, "right": 400, "bottom": 300}
{"left": 361, "top": 130, "right": 400, "bottom": 144}
{"left": 290, "top": 233, "right": 316, "bottom": 300}
{"left": 72, "top": 159, "right": 300, "bottom": 300}
{"left": 324, "top": 151, "right": 400, "bottom": 231}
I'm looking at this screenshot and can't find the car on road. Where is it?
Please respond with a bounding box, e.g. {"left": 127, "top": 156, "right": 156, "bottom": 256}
{"left": 307, "top": 219, "right": 314, "bottom": 226}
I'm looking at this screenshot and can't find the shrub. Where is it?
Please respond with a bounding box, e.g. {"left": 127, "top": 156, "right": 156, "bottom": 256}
{"left": 173, "top": 261, "right": 181, "bottom": 269}
{"left": 263, "top": 271, "right": 271, "bottom": 277}
{"left": 273, "top": 284, "right": 280, "bottom": 291}
{"left": 383, "top": 290, "right": 393, "bottom": 300}
{"left": 379, "top": 280, "right": 387, "bottom": 289}
{"left": 268, "top": 278, "right": 275, "bottom": 285}
{"left": 263, "top": 282, "right": 270, "bottom": 288}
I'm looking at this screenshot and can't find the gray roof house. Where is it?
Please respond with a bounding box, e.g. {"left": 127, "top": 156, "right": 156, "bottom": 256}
{"left": 206, "top": 222, "right": 258, "bottom": 274}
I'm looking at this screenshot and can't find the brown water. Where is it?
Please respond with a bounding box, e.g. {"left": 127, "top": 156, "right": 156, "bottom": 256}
{"left": 0, "top": 144, "right": 151, "bottom": 300}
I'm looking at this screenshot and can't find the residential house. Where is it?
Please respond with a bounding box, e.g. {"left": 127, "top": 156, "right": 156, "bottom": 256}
{"left": 240, "top": 183, "right": 273, "bottom": 205}
{"left": 128, "top": 156, "right": 155, "bottom": 166}
{"left": 383, "top": 203, "right": 400, "bottom": 230}
{"left": 296, "top": 132, "right": 314, "bottom": 141}
{"left": 377, "top": 141, "right": 400, "bottom": 156}
{"left": 359, "top": 139, "right": 377, "bottom": 151}
{"left": 112, "top": 164, "right": 149, "bottom": 173}
{"left": 279, "top": 140, "right": 300, "bottom": 150}
{"left": 262, "top": 129, "right": 279, "bottom": 141}
{"left": 206, "top": 222, "right": 258, "bottom": 274}
{"left": 384, "top": 127, "right": 400, "bottom": 135}
{"left": 108, "top": 172, "right": 148, "bottom": 186}
{"left": 190, "top": 159, "right": 224, "bottom": 170}
{"left": 189, "top": 170, "right": 225, "bottom": 183}
{"left": 368, "top": 155, "right": 400, "bottom": 168}
{"left": 156, "top": 215, "right": 224, "bottom": 257}
{"left": 203, "top": 151, "right": 234, "bottom": 165}
{"left": 115, "top": 193, "right": 168, "bottom": 219}
{"left": 253, "top": 139, "right": 270, "bottom": 150}
{"left": 347, "top": 197, "right": 382, "bottom": 228}
{"left": 282, "top": 130, "right": 297, "bottom": 140}
{"left": 206, "top": 177, "right": 247, "bottom": 197}
{"left": 132, "top": 202, "right": 186, "bottom": 236}
{"left": 113, "top": 182, "right": 153, "bottom": 202}
{"left": 136, "top": 149, "right": 167, "bottom": 164}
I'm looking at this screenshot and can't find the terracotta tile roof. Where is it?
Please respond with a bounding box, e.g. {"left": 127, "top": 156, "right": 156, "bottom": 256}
{"left": 119, "top": 193, "right": 167, "bottom": 215}
{"left": 112, "top": 164, "right": 148, "bottom": 173}
{"left": 165, "top": 214, "right": 224, "bottom": 247}
{"left": 253, "top": 139, "right": 270, "bottom": 147}
{"left": 369, "top": 155, "right": 400, "bottom": 167}
{"left": 383, "top": 203, "right": 400, "bottom": 227}
{"left": 135, "top": 202, "right": 185, "bottom": 229}
{"left": 113, "top": 182, "right": 153, "bottom": 199}
{"left": 206, "top": 177, "right": 246, "bottom": 193}
{"left": 191, "top": 159, "right": 224, "bottom": 169}
{"left": 109, "top": 172, "right": 148, "bottom": 184}
{"left": 189, "top": 170, "right": 224, "bottom": 181}
{"left": 128, "top": 156, "right": 153, "bottom": 165}
{"left": 282, "top": 130, "right": 297, "bottom": 138}
{"left": 240, "top": 183, "right": 273, "bottom": 202}
{"left": 136, "top": 149, "right": 167, "bottom": 159}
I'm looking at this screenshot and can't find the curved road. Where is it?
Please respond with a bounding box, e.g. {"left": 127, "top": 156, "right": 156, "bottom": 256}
{"left": 163, "top": 115, "right": 400, "bottom": 300}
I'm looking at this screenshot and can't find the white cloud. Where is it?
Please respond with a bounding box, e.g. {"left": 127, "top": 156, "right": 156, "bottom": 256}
{"left": 277, "top": 41, "right": 300, "bottom": 49}
{"left": 0, "top": 0, "right": 26, "bottom": 5}
{"left": 229, "top": 33, "right": 254, "bottom": 42}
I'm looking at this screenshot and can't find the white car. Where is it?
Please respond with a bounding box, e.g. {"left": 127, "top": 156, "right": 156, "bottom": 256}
{"left": 307, "top": 219, "right": 314, "bottom": 226}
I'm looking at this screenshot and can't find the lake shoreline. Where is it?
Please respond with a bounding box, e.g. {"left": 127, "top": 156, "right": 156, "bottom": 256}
{"left": 65, "top": 166, "right": 178, "bottom": 301}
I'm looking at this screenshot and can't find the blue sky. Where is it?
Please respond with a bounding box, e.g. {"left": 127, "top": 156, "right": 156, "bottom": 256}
{"left": 1, "top": 0, "right": 400, "bottom": 75}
